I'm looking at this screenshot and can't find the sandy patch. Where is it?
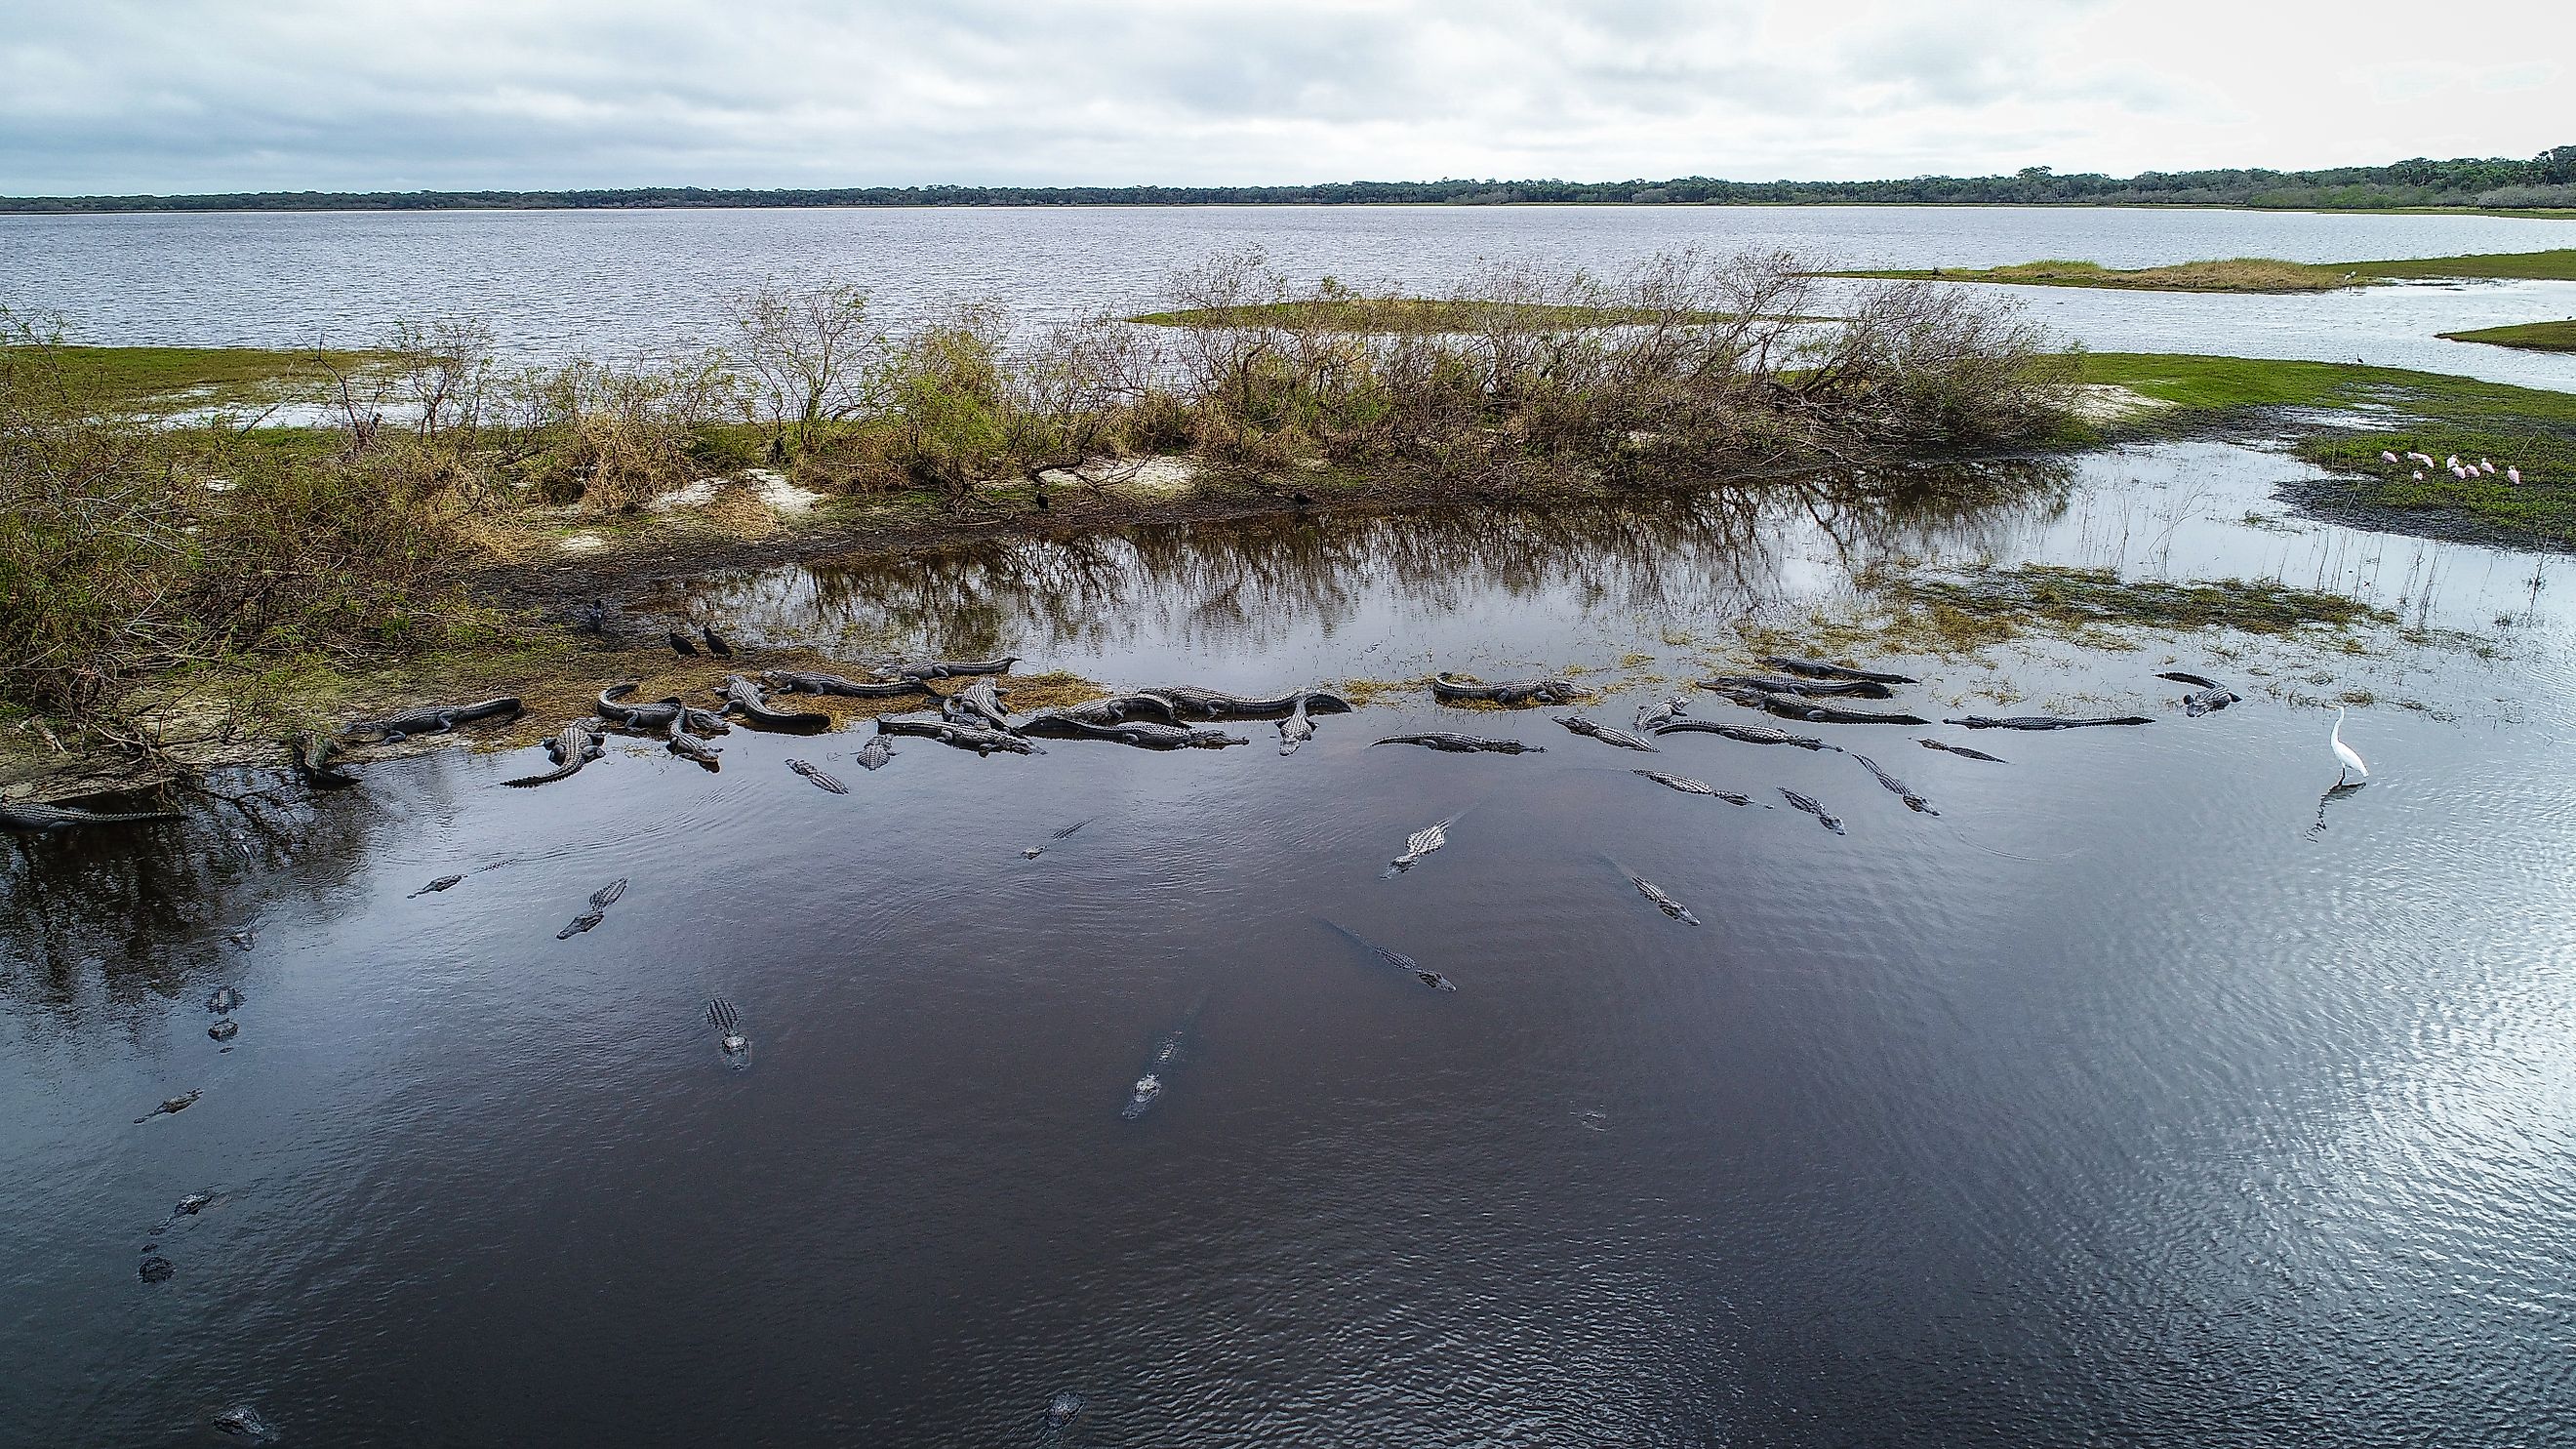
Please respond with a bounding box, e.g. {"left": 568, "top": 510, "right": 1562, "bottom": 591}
{"left": 2066, "top": 384, "right": 2175, "bottom": 423}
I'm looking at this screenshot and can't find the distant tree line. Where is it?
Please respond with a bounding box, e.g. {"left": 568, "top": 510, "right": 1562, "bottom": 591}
{"left": 5, "top": 147, "right": 2572, "bottom": 214}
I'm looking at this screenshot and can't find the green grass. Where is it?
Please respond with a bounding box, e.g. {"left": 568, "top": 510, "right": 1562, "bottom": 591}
{"left": 2078, "top": 352, "right": 2576, "bottom": 423}
{"left": 1129, "top": 298, "right": 1739, "bottom": 331}
{"left": 2436, "top": 319, "right": 2576, "bottom": 352}
{"left": 1832, "top": 249, "right": 2576, "bottom": 292}
{"left": 2345, "top": 249, "right": 2576, "bottom": 281}
{"left": 24, "top": 344, "right": 392, "bottom": 410}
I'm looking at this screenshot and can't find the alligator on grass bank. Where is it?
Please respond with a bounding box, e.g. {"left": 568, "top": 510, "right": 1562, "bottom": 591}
{"left": 759, "top": 668, "right": 930, "bottom": 700}
{"left": 342, "top": 697, "right": 523, "bottom": 744}
{"left": 597, "top": 683, "right": 730, "bottom": 736}
{"left": 716, "top": 675, "right": 831, "bottom": 732}
{"left": 1429, "top": 674, "right": 1581, "bottom": 706}
{"left": 1139, "top": 685, "right": 1356, "bottom": 720}
{"left": 1, "top": 801, "right": 182, "bottom": 832}
{"left": 882, "top": 655, "right": 1021, "bottom": 679}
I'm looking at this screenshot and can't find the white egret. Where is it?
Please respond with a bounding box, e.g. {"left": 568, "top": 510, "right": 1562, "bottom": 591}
{"left": 2412, "top": 469, "right": 2425, "bottom": 481}
{"left": 2508, "top": 466, "right": 2523, "bottom": 485}
{"left": 2330, "top": 706, "right": 2368, "bottom": 784}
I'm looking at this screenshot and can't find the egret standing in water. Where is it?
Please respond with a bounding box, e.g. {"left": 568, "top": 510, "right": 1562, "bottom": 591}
{"left": 2330, "top": 706, "right": 2369, "bottom": 784}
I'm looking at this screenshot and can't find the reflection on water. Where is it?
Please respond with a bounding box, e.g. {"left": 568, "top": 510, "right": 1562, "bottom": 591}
{"left": 7, "top": 440, "right": 2576, "bottom": 1447}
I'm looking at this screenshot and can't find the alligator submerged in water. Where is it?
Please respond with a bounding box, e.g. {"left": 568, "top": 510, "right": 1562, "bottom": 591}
{"left": 1555, "top": 714, "right": 1659, "bottom": 751}
{"left": 1122, "top": 993, "right": 1210, "bottom": 1120}
{"left": 758, "top": 667, "right": 929, "bottom": 699}
{"left": 1758, "top": 656, "right": 1918, "bottom": 686}
{"left": 1700, "top": 673, "right": 1897, "bottom": 701}
{"left": 342, "top": 697, "right": 523, "bottom": 744}
{"left": 1633, "top": 697, "right": 1689, "bottom": 732}
{"left": 875, "top": 716, "right": 1047, "bottom": 755}
{"left": 706, "top": 997, "right": 750, "bottom": 1066}
{"left": 716, "top": 675, "right": 831, "bottom": 732}
{"left": 207, "top": 986, "right": 242, "bottom": 1014}
{"left": 1851, "top": 755, "right": 1938, "bottom": 815}
{"left": 1946, "top": 713, "right": 2154, "bottom": 730}
{"left": 1632, "top": 770, "right": 1752, "bottom": 805}
{"left": 1917, "top": 738, "right": 2007, "bottom": 763}
{"left": 1023, "top": 817, "right": 1094, "bottom": 859}
{"left": 1650, "top": 719, "right": 1841, "bottom": 751}
{"left": 1618, "top": 866, "right": 1702, "bottom": 925}
{"left": 1321, "top": 918, "right": 1457, "bottom": 990}
{"left": 1429, "top": 673, "right": 1581, "bottom": 706}
{"left": 1018, "top": 716, "right": 1245, "bottom": 749}
{"left": 135, "top": 1089, "right": 201, "bottom": 1123}
{"left": 557, "top": 877, "right": 627, "bottom": 939}
{"left": 786, "top": 758, "right": 848, "bottom": 792}
{"left": 1708, "top": 688, "right": 1929, "bottom": 726}
{"left": 408, "top": 874, "right": 465, "bottom": 898}
{"left": 2156, "top": 671, "right": 2240, "bottom": 717}
{"left": 1, "top": 801, "right": 182, "bottom": 832}
{"left": 503, "top": 718, "right": 606, "bottom": 788}
{"left": 597, "top": 684, "right": 730, "bottom": 736}
{"left": 1780, "top": 789, "right": 1847, "bottom": 834}
{"left": 1386, "top": 814, "right": 1457, "bottom": 875}
{"left": 1372, "top": 733, "right": 1543, "bottom": 753}
{"left": 1139, "top": 685, "right": 1355, "bottom": 720}
{"left": 854, "top": 736, "right": 895, "bottom": 771}
{"left": 881, "top": 654, "right": 1020, "bottom": 679}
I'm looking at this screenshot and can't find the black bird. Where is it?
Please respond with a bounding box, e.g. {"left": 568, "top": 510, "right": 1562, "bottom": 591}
{"left": 572, "top": 598, "right": 609, "bottom": 634}
{"left": 701, "top": 624, "right": 733, "bottom": 658}
{"left": 1032, "top": 491, "right": 1051, "bottom": 511}
{"left": 668, "top": 629, "right": 699, "bottom": 658}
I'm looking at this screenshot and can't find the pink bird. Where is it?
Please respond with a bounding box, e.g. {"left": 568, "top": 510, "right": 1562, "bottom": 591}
{"left": 2479, "top": 458, "right": 2495, "bottom": 474}
{"left": 2412, "top": 469, "right": 2425, "bottom": 481}
{"left": 2508, "top": 466, "right": 2522, "bottom": 485}
{"left": 2381, "top": 450, "right": 2399, "bottom": 463}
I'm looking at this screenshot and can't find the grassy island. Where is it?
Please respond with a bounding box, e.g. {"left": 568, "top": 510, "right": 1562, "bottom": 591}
{"left": 1831, "top": 248, "right": 2576, "bottom": 293}
{"left": 2437, "top": 320, "right": 2576, "bottom": 352}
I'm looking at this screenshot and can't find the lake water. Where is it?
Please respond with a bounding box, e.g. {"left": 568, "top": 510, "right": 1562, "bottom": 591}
{"left": 8, "top": 437, "right": 2576, "bottom": 1445}
{"left": 4, "top": 205, "right": 2576, "bottom": 390}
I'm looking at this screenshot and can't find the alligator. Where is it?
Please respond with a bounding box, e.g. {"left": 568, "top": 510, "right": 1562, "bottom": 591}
{"left": 1024, "top": 817, "right": 1095, "bottom": 859}
{"left": 875, "top": 716, "right": 1047, "bottom": 755}
{"left": 1555, "top": 714, "right": 1660, "bottom": 751}
{"left": 590, "top": 878, "right": 627, "bottom": 910}
{"left": 854, "top": 736, "right": 895, "bottom": 771}
{"left": 207, "top": 986, "right": 242, "bottom": 1014}
{"left": 1032, "top": 693, "right": 1186, "bottom": 726}
{"left": 759, "top": 668, "right": 928, "bottom": 700}
{"left": 1122, "top": 994, "right": 1209, "bottom": 1120}
{"left": 1707, "top": 688, "right": 1929, "bottom": 726}
{"left": 1852, "top": 755, "right": 1938, "bottom": 815}
{"left": 664, "top": 710, "right": 721, "bottom": 770}
{"left": 1018, "top": 717, "right": 1245, "bottom": 749}
{"left": 1650, "top": 719, "right": 1840, "bottom": 751}
{"left": 1137, "top": 685, "right": 1354, "bottom": 720}
{"left": 227, "top": 929, "right": 256, "bottom": 950}
{"left": 1917, "top": 738, "right": 2008, "bottom": 763}
{"left": 1633, "top": 697, "right": 1689, "bottom": 732}
{"left": 787, "top": 758, "right": 848, "bottom": 793}
{"left": 1322, "top": 918, "right": 1456, "bottom": 990}
{"left": 597, "top": 683, "right": 730, "bottom": 735}
{"left": 1780, "top": 789, "right": 1847, "bottom": 835}
{"left": 502, "top": 718, "right": 605, "bottom": 788}
{"left": 1700, "top": 673, "right": 1896, "bottom": 701}
{"left": 716, "top": 675, "right": 831, "bottom": 732}
{"left": 1044, "top": 1391, "right": 1087, "bottom": 1430}
{"left": 140, "top": 1251, "right": 176, "bottom": 1283}
{"left": 556, "top": 878, "right": 626, "bottom": 939}
{"left": 557, "top": 910, "right": 604, "bottom": 940}
{"left": 1, "top": 801, "right": 182, "bottom": 832}
{"left": 135, "top": 1089, "right": 201, "bottom": 1123}
{"left": 409, "top": 874, "right": 464, "bottom": 898}
{"left": 212, "top": 1403, "right": 278, "bottom": 1443}
{"left": 1371, "top": 733, "right": 1543, "bottom": 753}
{"left": 1623, "top": 869, "right": 1702, "bottom": 926}
{"left": 342, "top": 696, "right": 523, "bottom": 744}
{"left": 1277, "top": 692, "right": 1315, "bottom": 755}
{"left": 882, "top": 654, "right": 1020, "bottom": 679}
{"left": 1429, "top": 673, "right": 1580, "bottom": 706}
{"left": 1632, "top": 770, "right": 1751, "bottom": 806}
{"left": 1946, "top": 714, "right": 2154, "bottom": 730}
{"left": 2157, "top": 671, "right": 2240, "bottom": 717}
{"left": 209, "top": 1020, "right": 238, "bottom": 1041}
{"left": 1385, "top": 814, "right": 1456, "bottom": 875}
{"left": 165, "top": 1190, "right": 216, "bottom": 1226}
{"left": 707, "top": 997, "right": 749, "bottom": 1063}
{"left": 942, "top": 676, "right": 1017, "bottom": 730}
{"left": 289, "top": 733, "right": 359, "bottom": 787}
{"left": 1758, "top": 656, "right": 1918, "bottom": 686}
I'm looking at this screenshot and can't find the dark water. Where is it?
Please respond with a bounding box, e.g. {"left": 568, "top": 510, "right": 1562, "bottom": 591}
{"left": 5, "top": 205, "right": 2576, "bottom": 389}
{"left": 7, "top": 441, "right": 2576, "bottom": 1446}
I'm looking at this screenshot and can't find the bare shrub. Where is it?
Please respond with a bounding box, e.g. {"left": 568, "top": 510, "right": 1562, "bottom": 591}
{"left": 726, "top": 279, "right": 882, "bottom": 461}
{"left": 503, "top": 352, "right": 741, "bottom": 510}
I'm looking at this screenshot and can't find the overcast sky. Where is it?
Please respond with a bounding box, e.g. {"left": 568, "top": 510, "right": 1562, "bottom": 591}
{"left": 1, "top": 0, "right": 2566, "bottom": 195}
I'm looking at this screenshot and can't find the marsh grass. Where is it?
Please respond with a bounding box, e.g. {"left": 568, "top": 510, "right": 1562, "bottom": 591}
{"left": 1836, "top": 249, "right": 2576, "bottom": 293}
{"left": 2437, "top": 320, "right": 2576, "bottom": 353}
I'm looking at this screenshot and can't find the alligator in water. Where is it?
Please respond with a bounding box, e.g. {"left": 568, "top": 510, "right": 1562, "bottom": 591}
{"left": 1780, "top": 789, "right": 1847, "bottom": 834}
{"left": 664, "top": 710, "right": 721, "bottom": 770}
{"left": 1429, "top": 673, "right": 1580, "bottom": 706}
{"left": 786, "top": 758, "right": 848, "bottom": 793}
{"left": 854, "top": 736, "right": 895, "bottom": 771}
{"left": 882, "top": 654, "right": 1020, "bottom": 679}
{"left": 1700, "top": 673, "right": 1897, "bottom": 701}
{"left": 1044, "top": 1391, "right": 1087, "bottom": 1430}
{"left": 140, "top": 1250, "right": 176, "bottom": 1283}
{"left": 1555, "top": 714, "right": 1659, "bottom": 751}
{"left": 1946, "top": 714, "right": 2154, "bottom": 730}
{"left": 1, "top": 801, "right": 183, "bottom": 832}
{"left": 1918, "top": 738, "right": 2007, "bottom": 763}
{"left": 1024, "top": 817, "right": 1095, "bottom": 858}
{"left": 1018, "top": 716, "right": 1245, "bottom": 749}
{"left": 1758, "top": 656, "right": 1918, "bottom": 686}
{"left": 1372, "top": 733, "right": 1543, "bottom": 753}
{"left": 1851, "top": 755, "right": 1938, "bottom": 815}
{"left": 1033, "top": 692, "right": 1186, "bottom": 726}
{"left": 408, "top": 874, "right": 464, "bottom": 898}
{"left": 208, "top": 1020, "right": 238, "bottom": 1041}
{"left": 597, "top": 683, "right": 730, "bottom": 736}
{"left": 343, "top": 696, "right": 523, "bottom": 744}
{"left": 211, "top": 1403, "right": 278, "bottom": 1443}
{"left": 1139, "top": 685, "right": 1356, "bottom": 720}
{"left": 716, "top": 675, "right": 831, "bottom": 732}
{"left": 706, "top": 997, "right": 750, "bottom": 1065}
{"left": 942, "top": 676, "right": 1017, "bottom": 731}
{"left": 1708, "top": 688, "right": 1929, "bottom": 726}
{"left": 289, "top": 732, "right": 359, "bottom": 787}
{"left": 875, "top": 716, "right": 1047, "bottom": 755}
{"left": 557, "top": 877, "right": 626, "bottom": 939}
{"left": 591, "top": 878, "right": 627, "bottom": 910}
{"left": 1632, "top": 770, "right": 1752, "bottom": 806}
{"left": 2157, "top": 671, "right": 2240, "bottom": 717}
{"left": 1650, "top": 719, "right": 1841, "bottom": 751}
{"left": 558, "top": 910, "right": 603, "bottom": 940}
{"left": 208, "top": 986, "right": 242, "bottom": 1014}
{"left": 1615, "top": 865, "right": 1701, "bottom": 925}
{"left": 1633, "top": 697, "right": 1689, "bottom": 732}
{"left": 1322, "top": 918, "right": 1456, "bottom": 990}
{"left": 135, "top": 1089, "right": 202, "bottom": 1123}
{"left": 502, "top": 718, "right": 606, "bottom": 788}
{"left": 759, "top": 667, "right": 929, "bottom": 700}
{"left": 1385, "top": 814, "right": 1457, "bottom": 875}
{"left": 1277, "top": 692, "right": 1316, "bottom": 755}
{"left": 1122, "top": 993, "right": 1211, "bottom": 1120}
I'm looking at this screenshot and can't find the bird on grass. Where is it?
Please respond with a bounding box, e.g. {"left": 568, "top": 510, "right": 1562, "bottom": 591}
{"left": 572, "top": 599, "right": 610, "bottom": 634}
{"left": 667, "top": 629, "right": 699, "bottom": 658}
{"left": 2330, "top": 706, "right": 2368, "bottom": 785}
{"left": 2508, "top": 466, "right": 2523, "bottom": 486}
{"left": 700, "top": 624, "right": 733, "bottom": 658}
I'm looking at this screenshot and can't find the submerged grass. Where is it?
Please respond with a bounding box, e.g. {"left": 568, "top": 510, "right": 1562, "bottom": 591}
{"left": 34, "top": 344, "right": 395, "bottom": 409}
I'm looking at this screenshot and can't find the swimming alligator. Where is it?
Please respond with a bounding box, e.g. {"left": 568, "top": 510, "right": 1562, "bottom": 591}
{"left": 211, "top": 1403, "right": 277, "bottom": 1443}
{"left": 716, "top": 675, "right": 831, "bottom": 732}
{"left": 1758, "top": 657, "right": 1918, "bottom": 685}
{"left": 597, "top": 683, "right": 730, "bottom": 735}
{"left": 1621, "top": 868, "right": 1702, "bottom": 925}
{"left": 1019, "top": 717, "right": 1245, "bottom": 749}
{"left": 1, "top": 801, "right": 183, "bottom": 832}
{"left": 882, "top": 654, "right": 1020, "bottom": 679}
{"left": 1779, "top": 789, "right": 1846, "bottom": 834}
{"left": 135, "top": 1090, "right": 202, "bottom": 1123}
{"left": 759, "top": 667, "right": 929, "bottom": 699}
{"left": 408, "top": 873, "right": 464, "bottom": 898}
{"left": 1633, "top": 697, "right": 1689, "bottom": 732}
{"left": 1945, "top": 714, "right": 2154, "bottom": 730}
{"left": 1852, "top": 755, "right": 1938, "bottom": 815}
{"left": 2157, "top": 671, "right": 2240, "bottom": 716}
{"left": 1632, "top": 770, "right": 1752, "bottom": 806}
{"left": 1322, "top": 918, "right": 1457, "bottom": 990}
{"left": 1044, "top": 1391, "right": 1087, "bottom": 1430}
{"left": 1917, "top": 738, "right": 2007, "bottom": 763}
{"left": 1122, "top": 993, "right": 1209, "bottom": 1120}
{"left": 140, "top": 1250, "right": 176, "bottom": 1283}
{"left": 1709, "top": 688, "right": 1929, "bottom": 726}
{"left": 208, "top": 986, "right": 242, "bottom": 1014}
{"left": 502, "top": 718, "right": 605, "bottom": 788}
{"left": 1555, "top": 714, "right": 1659, "bottom": 751}
{"left": 208, "top": 1020, "right": 238, "bottom": 1041}
{"left": 875, "top": 716, "right": 1047, "bottom": 755}
{"left": 1371, "top": 733, "right": 1543, "bottom": 753}
{"left": 1277, "top": 692, "right": 1315, "bottom": 755}
{"left": 342, "top": 696, "right": 523, "bottom": 744}
{"left": 289, "top": 732, "right": 359, "bottom": 787}
{"left": 1700, "top": 673, "right": 1896, "bottom": 701}
{"left": 1386, "top": 815, "right": 1457, "bottom": 875}
{"left": 1139, "top": 685, "right": 1355, "bottom": 720}
{"left": 591, "top": 879, "right": 627, "bottom": 910}
{"left": 707, "top": 997, "right": 750, "bottom": 1064}
{"left": 786, "top": 758, "right": 848, "bottom": 793}
{"left": 664, "top": 710, "right": 721, "bottom": 770}
{"left": 557, "top": 877, "right": 626, "bottom": 939}
{"left": 1650, "top": 719, "right": 1841, "bottom": 751}
{"left": 854, "top": 736, "right": 895, "bottom": 771}
{"left": 1023, "top": 817, "right": 1094, "bottom": 859}
{"left": 1429, "top": 673, "right": 1581, "bottom": 706}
